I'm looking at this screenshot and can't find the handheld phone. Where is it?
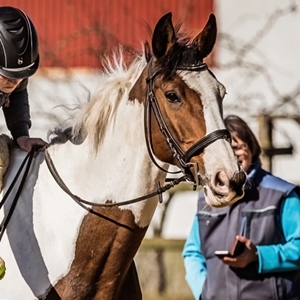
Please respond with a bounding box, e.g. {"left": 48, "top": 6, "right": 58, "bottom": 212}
{"left": 230, "top": 239, "right": 245, "bottom": 256}
{"left": 215, "top": 217, "right": 247, "bottom": 258}
{"left": 214, "top": 250, "right": 230, "bottom": 258}
{"left": 214, "top": 240, "right": 245, "bottom": 258}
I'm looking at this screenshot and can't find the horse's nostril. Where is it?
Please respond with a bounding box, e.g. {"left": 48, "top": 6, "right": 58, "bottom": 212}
{"left": 214, "top": 171, "right": 230, "bottom": 187}
{"left": 215, "top": 171, "right": 227, "bottom": 187}
{"left": 212, "top": 171, "right": 230, "bottom": 195}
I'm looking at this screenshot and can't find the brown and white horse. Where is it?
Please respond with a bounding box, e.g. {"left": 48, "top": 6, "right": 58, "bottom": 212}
{"left": 0, "top": 12, "right": 245, "bottom": 300}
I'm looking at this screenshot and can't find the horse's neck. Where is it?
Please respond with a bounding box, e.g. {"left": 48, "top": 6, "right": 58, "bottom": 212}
{"left": 47, "top": 102, "right": 168, "bottom": 226}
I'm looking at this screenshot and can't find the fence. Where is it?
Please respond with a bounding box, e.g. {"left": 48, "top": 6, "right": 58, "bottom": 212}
{"left": 136, "top": 238, "right": 194, "bottom": 300}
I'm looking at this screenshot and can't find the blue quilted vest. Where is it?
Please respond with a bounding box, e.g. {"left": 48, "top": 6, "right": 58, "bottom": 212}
{"left": 198, "top": 165, "right": 300, "bottom": 300}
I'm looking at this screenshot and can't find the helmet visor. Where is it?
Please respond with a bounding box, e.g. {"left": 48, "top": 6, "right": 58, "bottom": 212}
{"left": 0, "top": 55, "right": 39, "bottom": 79}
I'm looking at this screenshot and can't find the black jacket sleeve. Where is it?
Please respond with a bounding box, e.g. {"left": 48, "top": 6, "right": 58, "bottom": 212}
{"left": 2, "top": 78, "right": 32, "bottom": 140}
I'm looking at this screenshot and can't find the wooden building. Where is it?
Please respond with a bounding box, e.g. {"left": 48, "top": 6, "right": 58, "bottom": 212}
{"left": 0, "top": 0, "right": 215, "bottom": 68}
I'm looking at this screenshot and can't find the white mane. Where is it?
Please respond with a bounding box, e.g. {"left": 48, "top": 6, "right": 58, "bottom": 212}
{"left": 71, "top": 50, "right": 147, "bottom": 152}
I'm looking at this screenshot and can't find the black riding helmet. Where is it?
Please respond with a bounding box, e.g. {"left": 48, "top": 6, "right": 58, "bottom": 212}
{"left": 0, "top": 6, "right": 39, "bottom": 79}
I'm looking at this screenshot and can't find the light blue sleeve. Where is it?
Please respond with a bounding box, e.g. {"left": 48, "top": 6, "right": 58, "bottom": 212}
{"left": 182, "top": 215, "right": 207, "bottom": 300}
{"left": 257, "top": 190, "right": 300, "bottom": 273}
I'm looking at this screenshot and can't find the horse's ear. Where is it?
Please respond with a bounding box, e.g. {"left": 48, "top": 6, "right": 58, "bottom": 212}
{"left": 152, "top": 12, "right": 176, "bottom": 59}
{"left": 193, "top": 14, "right": 217, "bottom": 59}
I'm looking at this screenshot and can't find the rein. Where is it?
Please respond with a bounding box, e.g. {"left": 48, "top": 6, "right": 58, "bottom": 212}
{"left": 0, "top": 59, "right": 232, "bottom": 225}
{"left": 0, "top": 146, "right": 186, "bottom": 241}
{"left": 145, "top": 58, "right": 231, "bottom": 184}
{"left": 44, "top": 150, "right": 187, "bottom": 209}
{"left": 0, "top": 146, "right": 36, "bottom": 241}
{"left": 0, "top": 58, "right": 232, "bottom": 225}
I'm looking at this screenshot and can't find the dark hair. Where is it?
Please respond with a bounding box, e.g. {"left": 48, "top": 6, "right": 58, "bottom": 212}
{"left": 224, "top": 115, "right": 261, "bottom": 162}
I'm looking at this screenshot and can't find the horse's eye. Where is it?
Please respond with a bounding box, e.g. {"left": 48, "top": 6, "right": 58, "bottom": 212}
{"left": 165, "top": 91, "right": 180, "bottom": 103}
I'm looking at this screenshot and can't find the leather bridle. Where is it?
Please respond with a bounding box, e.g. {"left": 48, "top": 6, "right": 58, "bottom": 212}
{"left": 144, "top": 57, "right": 231, "bottom": 185}
{"left": 43, "top": 57, "right": 232, "bottom": 208}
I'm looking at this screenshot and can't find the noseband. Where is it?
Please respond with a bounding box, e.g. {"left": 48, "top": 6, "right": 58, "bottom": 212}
{"left": 145, "top": 58, "right": 231, "bottom": 185}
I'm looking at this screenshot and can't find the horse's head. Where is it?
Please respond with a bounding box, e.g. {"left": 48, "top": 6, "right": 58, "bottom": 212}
{"left": 130, "top": 12, "right": 246, "bottom": 207}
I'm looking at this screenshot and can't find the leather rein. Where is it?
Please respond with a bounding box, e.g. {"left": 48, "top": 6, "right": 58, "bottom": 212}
{"left": 45, "top": 150, "right": 187, "bottom": 211}
{"left": 0, "top": 146, "right": 36, "bottom": 241}
{"left": 0, "top": 59, "right": 232, "bottom": 240}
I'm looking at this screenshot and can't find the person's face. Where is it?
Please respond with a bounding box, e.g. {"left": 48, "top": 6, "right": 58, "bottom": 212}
{"left": 231, "top": 132, "right": 253, "bottom": 173}
{"left": 0, "top": 74, "right": 23, "bottom": 93}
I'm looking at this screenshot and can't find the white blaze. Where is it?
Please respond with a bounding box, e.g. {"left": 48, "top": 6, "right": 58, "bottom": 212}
{"left": 180, "top": 70, "right": 238, "bottom": 180}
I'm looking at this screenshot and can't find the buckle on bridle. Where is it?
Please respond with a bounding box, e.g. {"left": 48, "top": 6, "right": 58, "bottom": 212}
{"left": 184, "top": 162, "right": 200, "bottom": 189}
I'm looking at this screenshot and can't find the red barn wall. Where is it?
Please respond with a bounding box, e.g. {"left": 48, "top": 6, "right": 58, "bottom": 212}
{"left": 0, "top": 0, "right": 215, "bottom": 68}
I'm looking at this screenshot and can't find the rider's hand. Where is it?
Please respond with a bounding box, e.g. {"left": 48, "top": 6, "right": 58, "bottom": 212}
{"left": 16, "top": 136, "right": 48, "bottom": 157}
{"left": 222, "top": 236, "right": 258, "bottom": 268}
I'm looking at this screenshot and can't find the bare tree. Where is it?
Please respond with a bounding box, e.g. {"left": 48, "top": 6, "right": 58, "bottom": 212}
{"left": 217, "top": 1, "right": 300, "bottom": 117}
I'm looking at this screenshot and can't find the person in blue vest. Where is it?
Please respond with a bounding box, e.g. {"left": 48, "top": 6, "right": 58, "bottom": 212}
{"left": 182, "top": 114, "right": 300, "bottom": 300}
{"left": 0, "top": 6, "right": 47, "bottom": 155}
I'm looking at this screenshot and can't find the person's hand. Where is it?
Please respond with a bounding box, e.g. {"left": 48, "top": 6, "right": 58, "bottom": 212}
{"left": 16, "top": 136, "right": 48, "bottom": 157}
{"left": 222, "top": 236, "right": 258, "bottom": 268}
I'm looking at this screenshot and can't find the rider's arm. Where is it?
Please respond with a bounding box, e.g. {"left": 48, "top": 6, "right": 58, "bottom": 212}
{"left": 2, "top": 79, "right": 31, "bottom": 141}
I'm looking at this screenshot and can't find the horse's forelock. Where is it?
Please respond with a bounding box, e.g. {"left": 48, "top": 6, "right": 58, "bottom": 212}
{"left": 156, "top": 34, "right": 203, "bottom": 80}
